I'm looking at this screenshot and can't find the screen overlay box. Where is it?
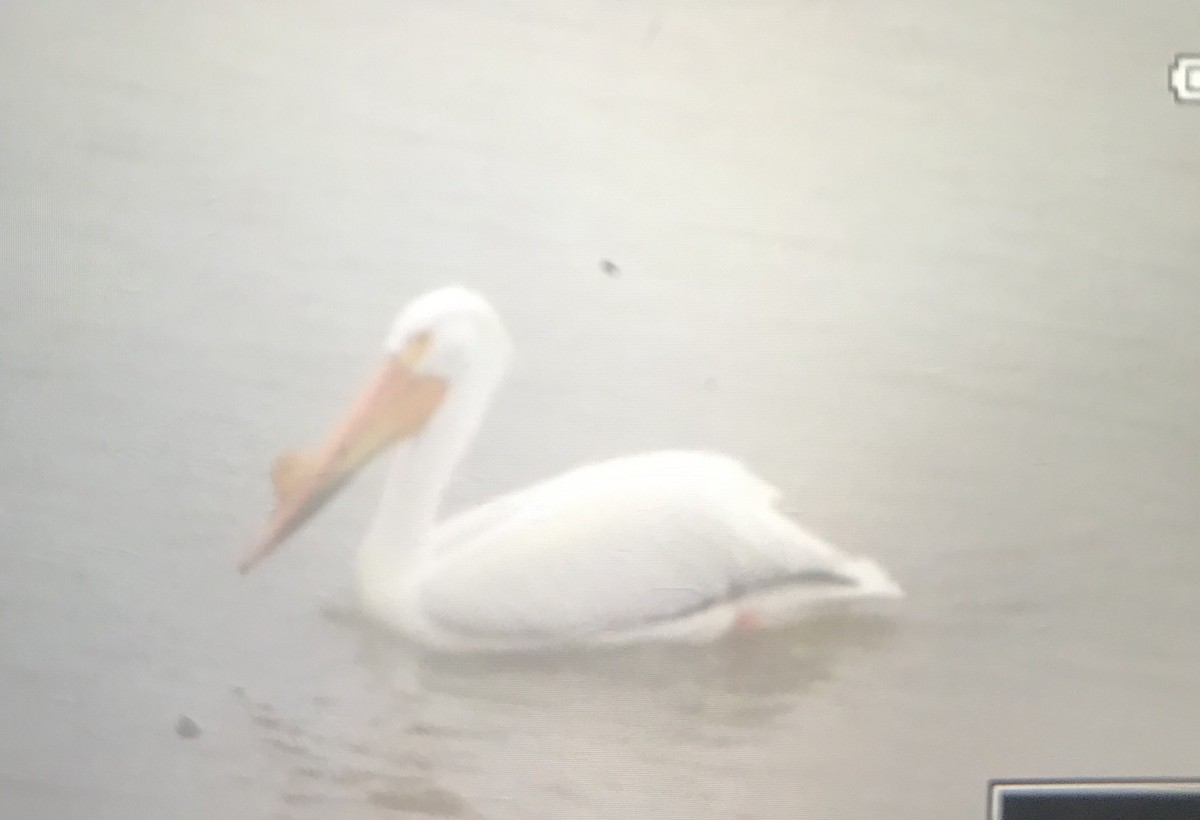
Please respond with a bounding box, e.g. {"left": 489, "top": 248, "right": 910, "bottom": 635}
{"left": 990, "top": 779, "right": 1200, "bottom": 820}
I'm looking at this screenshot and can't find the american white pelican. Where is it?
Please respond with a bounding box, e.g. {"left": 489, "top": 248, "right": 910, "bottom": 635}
{"left": 240, "top": 286, "right": 902, "bottom": 652}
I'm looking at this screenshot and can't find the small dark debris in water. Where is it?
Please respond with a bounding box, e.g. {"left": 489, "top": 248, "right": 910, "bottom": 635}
{"left": 175, "top": 714, "right": 202, "bottom": 739}
{"left": 600, "top": 259, "right": 620, "bottom": 276}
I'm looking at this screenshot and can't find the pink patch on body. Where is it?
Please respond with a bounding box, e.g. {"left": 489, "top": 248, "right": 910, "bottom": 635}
{"left": 732, "top": 608, "right": 766, "bottom": 633}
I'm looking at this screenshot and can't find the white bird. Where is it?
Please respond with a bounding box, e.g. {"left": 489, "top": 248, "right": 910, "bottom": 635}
{"left": 240, "top": 286, "right": 902, "bottom": 652}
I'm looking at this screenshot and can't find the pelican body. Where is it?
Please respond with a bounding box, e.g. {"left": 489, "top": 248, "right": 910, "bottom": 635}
{"left": 241, "top": 287, "right": 902, "bottom": 652}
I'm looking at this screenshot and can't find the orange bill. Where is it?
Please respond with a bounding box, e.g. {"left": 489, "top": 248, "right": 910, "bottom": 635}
{"left": 239, "top": 335, "right": 446, "bottom": 573}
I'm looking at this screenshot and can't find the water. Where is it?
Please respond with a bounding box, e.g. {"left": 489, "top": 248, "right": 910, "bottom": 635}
{"left": 2, "top": 1, "right": 1199, "bottom": 817}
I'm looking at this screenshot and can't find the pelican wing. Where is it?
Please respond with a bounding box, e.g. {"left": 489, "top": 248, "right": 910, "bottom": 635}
{"left": 429, "top": 451, "right": 775, "bottom": 556}
{"left": 415, "top": 452, "right": 850, "bottom": 642}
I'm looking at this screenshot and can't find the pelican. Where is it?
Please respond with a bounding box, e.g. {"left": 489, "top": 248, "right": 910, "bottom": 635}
{"left": 240, "top": 286, "right": 902, "bottom": 652}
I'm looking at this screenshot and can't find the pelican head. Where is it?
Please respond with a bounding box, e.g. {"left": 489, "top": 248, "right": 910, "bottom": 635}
{"left": 239, "top": 286, "right": 511, "bottom": 573}
{"left": 384, "top": 285, "right": 512, "bottom": 381}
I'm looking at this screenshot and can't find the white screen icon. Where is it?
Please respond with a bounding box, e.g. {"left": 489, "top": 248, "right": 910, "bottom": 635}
{"left": 1169, "top": 54, "right": 1200, "bottom": 102}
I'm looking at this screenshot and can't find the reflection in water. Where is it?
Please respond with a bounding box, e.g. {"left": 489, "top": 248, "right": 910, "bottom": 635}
{"left": 235, "top": 608, "right": 898, "bottom": 817}
{"left": 394, "top": 616, "right": 899, "bottom": 716}
{"left": 232, "top": 682, "right": 477, "bottom": 819}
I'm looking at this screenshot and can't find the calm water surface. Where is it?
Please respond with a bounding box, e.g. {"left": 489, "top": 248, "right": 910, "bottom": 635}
{"left": 2, "top": 1, "right": 1199, "bottom": 818}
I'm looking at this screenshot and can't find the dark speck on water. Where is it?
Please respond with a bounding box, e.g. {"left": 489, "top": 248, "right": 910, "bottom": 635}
{"left": 175, "top": 714, "right": 202, "bottom": 739}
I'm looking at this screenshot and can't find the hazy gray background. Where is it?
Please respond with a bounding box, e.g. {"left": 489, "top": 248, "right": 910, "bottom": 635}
{"left": 1, "top": 1, "right": 1198, "bottom": 818}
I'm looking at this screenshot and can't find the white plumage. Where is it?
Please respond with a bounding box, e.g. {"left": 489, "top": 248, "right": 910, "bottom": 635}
{"left": 243, "top": 287, "right": 902, "bottom": 653}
